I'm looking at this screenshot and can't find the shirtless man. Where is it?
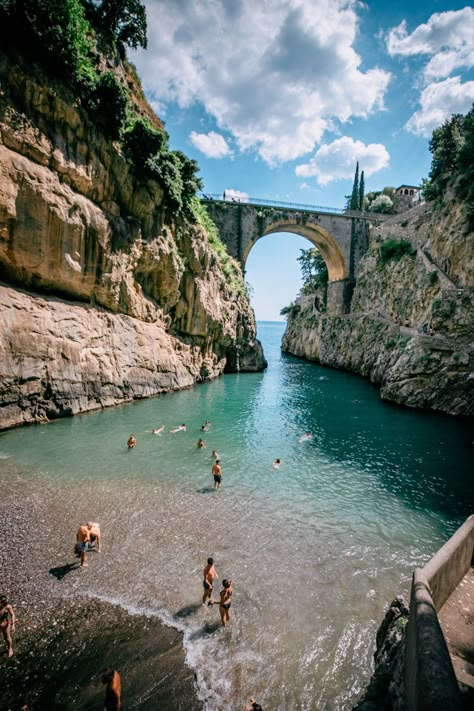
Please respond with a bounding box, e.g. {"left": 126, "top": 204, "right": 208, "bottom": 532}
{"left": 202, "top": 557, "right": 218, "bottom": 604}
{"left": 102, "top": 668, "right": 121, "bottom": 711}
{"left": 212, "top": 460, "right": 222, "bottom": 489}
{"left": 152, "top": 425, "right": 164, "bottom": 435}
{"left": 170, "top": 424, "right": 186, "bottom": 433}
{"left": 211, "top": 449, "right": 219, "bottom": 460}
{"left": 87, "top": 522, "right": 101, "bottom": 552}
{"left": 197, "top": 438, "right": 206, "bottom": 449}
{"left": 127, "top": 434, "right": 136, "bottom": 449}
{"left": 76, "top": 523, "right": 93, "bottom": 567}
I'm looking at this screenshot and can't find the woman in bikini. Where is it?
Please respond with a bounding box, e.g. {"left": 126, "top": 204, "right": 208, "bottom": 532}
{"left": 209, "top": 579, "right": 233, "bottom": 627}
{"left": 0, "top": 595, "right": 16, "bottom": 657}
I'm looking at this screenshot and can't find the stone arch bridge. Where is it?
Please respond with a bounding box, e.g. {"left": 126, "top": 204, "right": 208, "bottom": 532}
{"left": 201, "top": 195, "right": 377, "bottom": 314}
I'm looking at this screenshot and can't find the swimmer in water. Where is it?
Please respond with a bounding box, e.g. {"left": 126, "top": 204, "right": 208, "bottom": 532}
{"left": 208, "top": 579, "right": 233, "bottom": 626}
{"left": 211, "top": 449, "right": 219, "bottom": 460}
{"left": 170, "top": 424, "right": 186, "bottom": 433}
{"left": 127, "top": 435, "right": 136, "bottom": 449}
{"left": 201, "top": 424, "right": 209, "bottom": 432}
{"left": 197, "top": 438, "right": 206, "bottom": 449}
{"left": 299, "top": 432, "right": 312, "bottom": 443}
{"left": 272, "top": 458, "right": 281, "bottom": 470}
{"left": 151, "top": 425, "right": 164, "bottom": 435}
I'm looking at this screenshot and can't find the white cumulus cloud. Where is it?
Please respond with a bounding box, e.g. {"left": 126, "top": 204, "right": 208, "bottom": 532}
{"left": 386, "top": 8, "right": 474, "bottom": 138}
{"left": 133, "top": 0, "right": 390, "bottom": 164}
{"left": 405, "top": 77, "right": 474, "bottom": 137}
{"left": 387, "top": 8, "right": 474, "bottom": 81}
{"left": 189, "top": 131, "right": 232, "bottom": 158}
{"left": 295, "top": 137, "right": 389, "bottom": 185}
{"left": 223, "top": 189, "right": 249, "bottom": 202}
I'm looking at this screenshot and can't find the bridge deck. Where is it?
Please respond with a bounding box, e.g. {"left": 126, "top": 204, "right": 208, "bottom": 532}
{"left": 438, "top": 566, "right": 474, "bottom": 702}
{"left": 199, "top": 193, "right": 387, "bottom": 220}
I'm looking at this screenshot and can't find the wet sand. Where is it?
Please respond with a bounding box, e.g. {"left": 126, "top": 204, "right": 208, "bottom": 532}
{"left": 0, "top": 462, "right": 202, "bottom": 711}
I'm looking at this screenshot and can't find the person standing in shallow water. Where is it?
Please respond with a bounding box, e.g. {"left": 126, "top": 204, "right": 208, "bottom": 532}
{"left": 0, "top": 595, "right": 15, "bottom": 657}
{"left": 127, "top": 434, "right": 136, "bottom": 449}
{"left": 209, "top": 579, "right": 233, "bottom": 626}
{"left": 212, "top": 459, "right": 222, "bottom": 489}
{"left": 102, "top": 668, "right": 121, "bottom": 711}
{"left": 202, "top": 557, "right": 218, "bottom": 604}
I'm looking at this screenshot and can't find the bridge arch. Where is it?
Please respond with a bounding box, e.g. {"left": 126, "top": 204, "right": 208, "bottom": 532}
{"left": 241, "top": 220, "right": 349, "bottom": 282}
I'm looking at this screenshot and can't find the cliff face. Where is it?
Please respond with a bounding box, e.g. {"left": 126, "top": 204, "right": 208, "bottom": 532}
{"left": 282, "top": 202, "right": 474, "bottom": 416}
{"left": 0, "top": 51, "right": 265, "bottom": 429}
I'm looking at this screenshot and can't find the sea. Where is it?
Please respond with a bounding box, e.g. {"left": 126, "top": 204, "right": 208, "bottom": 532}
{"left": 0, "top": 321, "right": 472, "bottom": 710}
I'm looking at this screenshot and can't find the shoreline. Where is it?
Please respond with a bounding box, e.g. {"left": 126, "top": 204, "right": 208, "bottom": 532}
{"left": 0, "top": 461, "right": 203, "bottom": 711}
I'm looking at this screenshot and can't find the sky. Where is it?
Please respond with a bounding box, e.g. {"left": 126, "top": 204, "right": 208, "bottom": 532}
{"left": 132, "top": 1, "right": 474, "bottom": 320}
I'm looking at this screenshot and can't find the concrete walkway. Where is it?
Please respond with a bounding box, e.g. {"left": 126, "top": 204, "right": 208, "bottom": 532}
{"left": 438, "top": 566, "right": 474, "bottom": 704}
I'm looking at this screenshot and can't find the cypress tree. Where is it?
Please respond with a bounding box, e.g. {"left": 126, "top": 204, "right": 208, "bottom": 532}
{"left": 359, "top": 170, "right": 365, "bottom": 210}
{"left": 350, "top": 161, "right": 359, "bottom": 210}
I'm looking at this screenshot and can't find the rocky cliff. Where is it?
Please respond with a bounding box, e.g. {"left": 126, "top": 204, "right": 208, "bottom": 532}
{"left": 282, "top": 201, "right": 473, "bottom": 416}
{"left": 0, "top": 50, "right": 265, "bottom": 430}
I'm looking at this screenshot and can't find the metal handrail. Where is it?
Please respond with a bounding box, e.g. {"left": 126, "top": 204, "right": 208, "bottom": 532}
{"left": 199, "top": 192, "right": 367, "bottom": 217}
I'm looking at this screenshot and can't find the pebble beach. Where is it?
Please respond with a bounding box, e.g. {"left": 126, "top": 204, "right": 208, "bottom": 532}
{"left": 0, "top": 460, "right": 202, "bottom": 711}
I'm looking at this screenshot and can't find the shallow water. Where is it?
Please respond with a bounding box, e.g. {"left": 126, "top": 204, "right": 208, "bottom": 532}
{"left": 1, "top": 321, "right": 473, "bottom": 710}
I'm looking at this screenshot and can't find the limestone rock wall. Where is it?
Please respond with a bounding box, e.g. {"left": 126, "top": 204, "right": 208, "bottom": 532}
{"left": 0, "top": 51, "right": 265, "bottom": 429}
{"left": 282, "top": 204, "right": 474, "bottom": 416}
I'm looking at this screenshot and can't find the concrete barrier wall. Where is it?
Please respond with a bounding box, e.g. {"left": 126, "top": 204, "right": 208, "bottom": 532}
{"left": 404, "top": 515, "right": 474, "bottom": 710}
{"left": 423, "top": 514, "right": 474, "bottom": 610}
{"left": 405, "top": 569, "right": 462, "bottom": 710}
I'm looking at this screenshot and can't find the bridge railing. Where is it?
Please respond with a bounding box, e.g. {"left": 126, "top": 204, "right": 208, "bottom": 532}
{"left": 198, "top": 192, "right": 380, "bottom": 218}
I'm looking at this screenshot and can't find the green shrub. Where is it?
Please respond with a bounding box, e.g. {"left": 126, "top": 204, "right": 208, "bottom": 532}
{"left": 123, "top": 117, "right": 167, "bottom": 173}
{"left": 428, "top": 270, "right": 438, "bottom": 286}
{"left": 146, "top": 150, "right": 183, "bottom": 213}
{"left": 0, "top": 0, "right": 95, "bottom": 83}
{"left": 385, "top": 338, "right": 397, "bottom": 349}
{"left": 193, "top": 202, "right": 244, "bottom": 289}
{"left": 280, "top": 302, "right": 301, "bottom": 318}
{"left": 89, "top": 71, "right": 129, "bottom": 139}
{"left": 379, "top": 239, "right": 416, "bottom": 264}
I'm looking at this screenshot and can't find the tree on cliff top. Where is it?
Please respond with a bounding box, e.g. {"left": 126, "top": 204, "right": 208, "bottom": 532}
{"left": 422, "top": 103, "right": 474, "bottom": 228}
{"left": 350, "top": 162, "right": 360, "bottom": 210}
{"left": 84, "top": 0, "right": 147, "bottom": 50}
{"left": 359, "top": 170, "right": 365, "bottom": 211}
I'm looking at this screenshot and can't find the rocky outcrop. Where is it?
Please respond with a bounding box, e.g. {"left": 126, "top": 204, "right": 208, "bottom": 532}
{"left": 353, "top": 597, "right": 409, "bottom": 711}
{"left": 282, "top": 202, "right": 474, "bottom": 416}
{"left": 0, "top": 50, "right": 265, "bottom": 429}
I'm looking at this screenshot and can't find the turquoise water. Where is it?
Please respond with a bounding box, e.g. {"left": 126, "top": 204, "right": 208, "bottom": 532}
{"left": 1, "top": 321, "right": 472, "bottom": 709}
